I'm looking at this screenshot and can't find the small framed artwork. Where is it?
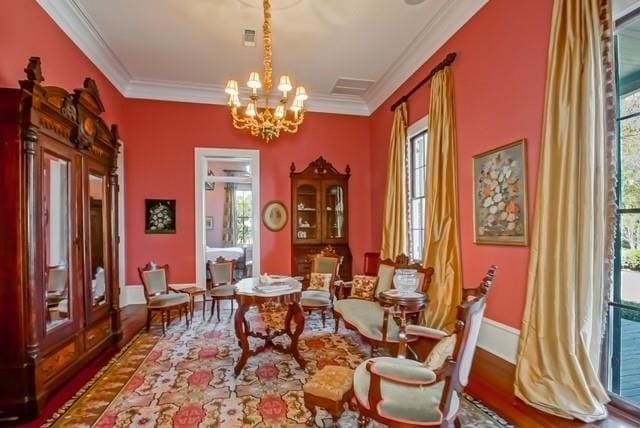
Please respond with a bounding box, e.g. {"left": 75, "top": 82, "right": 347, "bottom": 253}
{"left": 472, "top": 139, "right": 528, "bottom": 246}
{"left": 205, "top": 216, "right": 214, "bottom": 230}
{"left": 145, "top": 199, "right": 176, "bottom": 234}
{"left": 262, "top": 200, "right": 288, "bottom": 232}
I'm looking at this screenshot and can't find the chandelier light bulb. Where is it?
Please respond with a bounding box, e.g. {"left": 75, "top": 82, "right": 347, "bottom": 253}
{"left": 275, "top": 104, "right": 285, "bottom": 119}
{"left": 247, "top": 72, "right": 262, "bottom": 89}
{"left": 245, "top": 102, "right": 257, "bottom": 117}
{"left": 229, "top": 93, "right": 241, "bottom": 107}
{"left": 294, "top": 86, "right": 308, "bottom": 101}
{"left": 278, "top": 75, "right": 292, "bottom": 93}
{"left": 290, "top": 98, "right": 304, "bottom": 112}
{"left": 225, "top": 80, "right": 239, "bottom": 95}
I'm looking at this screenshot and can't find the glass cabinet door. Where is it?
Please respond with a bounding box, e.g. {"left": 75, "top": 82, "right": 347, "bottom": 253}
{"left": 295, "top": 183, "right": 320, "bottom": 241}
{"left": 88, "top": 173, "right": 107, "bottom": 308}
{"left": 43, "top": 152, "right": 72, "bottom": 331}
{"left": 324, "top": 183, "right": 347, "bottom": 241}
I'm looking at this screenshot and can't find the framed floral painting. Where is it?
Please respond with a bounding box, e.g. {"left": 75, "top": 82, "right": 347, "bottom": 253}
{"left": 472, "top": 139, "right": 528, "bottom": 246}
{"left": 145, "top": 199, "right": 176, "bottom": 234}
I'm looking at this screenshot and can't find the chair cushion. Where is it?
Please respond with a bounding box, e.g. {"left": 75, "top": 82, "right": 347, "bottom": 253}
{"left": 334, "top": 299, "right": 402, "bottom": 343}
{"left": 304, "top": 365, "right": 354, "bottom": 401}
{"left": 376, "top": 264, "right": 395, "bottom": 296}
{"left": 209, "top": 284, "right": 236, "bottom": 297}
{"left": 308, "top": 272, "right": 332, "bottom": 291}
{"left": 354, "top": 357, "right": 459, "bottom": 425}
{"left": 316, "top": 256, "right": 338, "bottom": 275}
{"left": 301, "top": 290, "right": 331, "bottom": 306}
{"left": 351, "top": 275, "right": 378, "bottom": 300}
{"left": 148, "top": 293, "right": 189, "bottom": 307}
{"left": 424, "top": 334, "right": 457, "bottom": 370}
{"left": 143, "top": 269, "right": 168, "bottom": 295}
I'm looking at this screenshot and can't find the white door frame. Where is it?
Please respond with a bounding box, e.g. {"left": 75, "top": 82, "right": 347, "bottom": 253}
{"left": 194, "top": 148, "right": 260, "bottom": 288}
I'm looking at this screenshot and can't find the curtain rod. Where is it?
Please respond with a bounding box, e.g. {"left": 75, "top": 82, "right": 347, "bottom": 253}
{"left": 389, "top": 52, "right": 457, "bottom": 111}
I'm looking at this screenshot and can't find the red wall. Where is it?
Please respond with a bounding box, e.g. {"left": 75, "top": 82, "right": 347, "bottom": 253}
{"left": 370, "top": 0, "right": 554, "bottom": 329}
{"left": 123, "top": 99, "right": 373, "bottom": 284}
{"left": 3, "top": 0, "right": 556, "bottom": 330}
{"left": 0, "top": 1, "right": 125, "bottom": 126}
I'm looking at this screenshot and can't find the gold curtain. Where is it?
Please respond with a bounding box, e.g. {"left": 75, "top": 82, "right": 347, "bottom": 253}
{"left": 222, "top": 183, "right": 236, "bottom": 246}
{"left": 380, "top": 102, "right": 408, "bottom": 260}
{"left": 514, "top": 0, "right": 615, "bottom": 422}
{"left": 421, "top": 67, "right": 462, "bottom": 331}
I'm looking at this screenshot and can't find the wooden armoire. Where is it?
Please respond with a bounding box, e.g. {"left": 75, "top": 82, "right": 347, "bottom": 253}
{"left": 290, "top": 157, "right": 352, "bottom": 281}
{"left": 0, "top": 58, "right": 121, "bottom": 419}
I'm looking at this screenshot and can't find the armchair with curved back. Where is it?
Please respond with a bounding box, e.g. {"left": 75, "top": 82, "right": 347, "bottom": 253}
{"left": 333, "top": 254, "right": 434, "bottom": 354}
{"left": 206, "top": 256, "right": 237, "bottom": 321}
{"left": 353, "top": 265, "right": 497, "bottom": 427}
{"left": 138, "top": 262, "right": 191, "bottom": 334}
{"left": 300, "top": 246, "right": 342, "bottom": 327}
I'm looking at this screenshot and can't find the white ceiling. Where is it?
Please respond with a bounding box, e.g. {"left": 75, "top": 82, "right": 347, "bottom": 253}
{"left": 37, "top": 0, "right": 489, "bottom": 115}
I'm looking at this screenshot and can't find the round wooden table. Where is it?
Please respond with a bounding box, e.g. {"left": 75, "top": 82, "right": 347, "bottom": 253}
{"left": 233, "top": 277, "right": 306, "bottom": 376}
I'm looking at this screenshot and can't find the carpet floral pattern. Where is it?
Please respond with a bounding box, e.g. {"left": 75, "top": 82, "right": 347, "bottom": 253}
{"left": 45, "top": 305, "right": 512, "bottom": 427}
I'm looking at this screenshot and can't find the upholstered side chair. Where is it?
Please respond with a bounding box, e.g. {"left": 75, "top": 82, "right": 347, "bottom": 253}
{"left": 353, "top": 265, "right": 497, "bottom": 427}
{"left": 206, "top": 256, "right": 237, "bottom": 321}
{"left": 301, "top": 246, "right": 342, "bottom": 327}
{"left": 138, "top": 262, "right": 191, "bottom": 334}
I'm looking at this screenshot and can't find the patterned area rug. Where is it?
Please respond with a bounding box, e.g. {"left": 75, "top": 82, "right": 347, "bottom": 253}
{"left": 44, "top": 306, "right": 512, "bottom": 427}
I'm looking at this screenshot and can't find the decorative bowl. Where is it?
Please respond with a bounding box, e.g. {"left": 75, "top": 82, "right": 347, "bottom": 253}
{"left": 393, "top": 269, "right": 420, "bottom": 293}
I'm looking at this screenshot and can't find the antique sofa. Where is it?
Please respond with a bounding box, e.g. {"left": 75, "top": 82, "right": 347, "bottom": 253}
{"left": 333, "top": 255, "right": 434, "bottom": 351}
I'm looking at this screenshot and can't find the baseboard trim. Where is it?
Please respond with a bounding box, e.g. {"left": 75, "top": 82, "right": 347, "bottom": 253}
{"left": 124, "top": 283, "right": 198, "bottom": 305}
{"left": 478, "top": 318, "right": 520, "bottom": 364}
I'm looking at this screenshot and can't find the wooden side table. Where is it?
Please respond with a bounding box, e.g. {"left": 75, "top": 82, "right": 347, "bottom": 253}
{"left": 378, "top": 290, "right": 427, "bottom": 357}
{"left": 170, "top": 286, "right": 207, "bottom": 320}
{"left": 233, "top": 277, "right": 306, "bottom": 376}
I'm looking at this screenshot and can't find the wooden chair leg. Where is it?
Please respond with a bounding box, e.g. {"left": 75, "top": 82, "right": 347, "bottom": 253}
{"left": 304, "top": 400, "right": 316, "bottom": 426}
{"left": 321, "top": 310, "right": 326, "bottom": 327}
{"left": 210, "top": 297, "right": 215, "bottom": 318}
{"left": 217, "top": 300, "right": 221, "bottom": 322}
{"left": 146, "top": 309, "right": 151, "bottom": 331}
{"left": 161, "top": 311, "right": 166, "bottom": 335}
{"left": 358, "top": 413, "right": 367, "bottom": 428}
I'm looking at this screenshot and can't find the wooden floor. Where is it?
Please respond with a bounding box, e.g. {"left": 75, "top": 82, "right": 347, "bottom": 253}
{"left": 468, "top": 348, "right": 640, "bottom": 427}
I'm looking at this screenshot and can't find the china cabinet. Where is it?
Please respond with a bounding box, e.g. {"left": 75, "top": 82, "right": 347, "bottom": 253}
{"left": 0, "top": 58, "right": 121, "bottom": 419}
{"left": 290, "top": 157, "right": 352, "bottom": 281}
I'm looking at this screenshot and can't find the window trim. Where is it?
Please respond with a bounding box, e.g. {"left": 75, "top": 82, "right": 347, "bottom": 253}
{"left": 406, "top": 116, "right": 428, "bottom": 263}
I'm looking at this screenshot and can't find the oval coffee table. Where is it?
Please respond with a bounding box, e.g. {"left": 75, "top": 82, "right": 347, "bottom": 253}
{"left": 233, "top": 276, "right": 305, "bottom": 376}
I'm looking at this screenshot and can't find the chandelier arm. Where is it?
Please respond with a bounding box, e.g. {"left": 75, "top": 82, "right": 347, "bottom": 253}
{"left": 263, "top": 0, "right": 272, "bottom": 92}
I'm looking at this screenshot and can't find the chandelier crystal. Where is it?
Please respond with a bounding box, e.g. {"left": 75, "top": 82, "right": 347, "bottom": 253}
{"left": 225, "top": 0, "right": 307, "bottom": 142}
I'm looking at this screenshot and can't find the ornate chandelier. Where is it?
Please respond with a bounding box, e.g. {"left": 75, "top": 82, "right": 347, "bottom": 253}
{"left": 224, "top": 0, "right": 308, "bottom": 142}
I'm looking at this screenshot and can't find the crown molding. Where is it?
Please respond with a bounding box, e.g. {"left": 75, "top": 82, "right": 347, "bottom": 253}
{"left": 364, "top": 0, "right": 489, "bottom": 113}
{"left": 37, "top": 0, "right": 482, "bottom": 117}
{"left": 36, "top": 0, "right": 132, "bottom": 92}
{"left": 125, "top": 79, "right": 370, "bottom": 116}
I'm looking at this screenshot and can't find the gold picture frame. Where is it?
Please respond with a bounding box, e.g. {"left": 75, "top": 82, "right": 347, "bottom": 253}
{"left": 472, "top": 139, "right": 528, "bottom": 246}
{"left": 262, "top": 200, "right": 288, "bottom": 232}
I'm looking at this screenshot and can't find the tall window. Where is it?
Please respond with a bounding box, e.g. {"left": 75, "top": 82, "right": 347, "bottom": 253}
{"left": 408, "top": 130, "right": 427, "bottom": 261}
{"left": 234, "top": 189, "right": 253, "bottom": 245}
{"left": 607, "top": 15, "right": 640, "bottom": 409}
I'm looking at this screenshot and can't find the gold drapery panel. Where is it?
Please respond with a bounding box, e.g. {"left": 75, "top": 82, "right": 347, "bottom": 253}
{"left": 514, "top": 0, "right": 615, "bottom": 422}
{"left": 222, "top": 183, "right": 236, "bottom": 246}
{"left": 380, "top": 102, "right": 408, "bottom": 260}
{"left": 421, "top": 67, "right": 463, "bottom": 331}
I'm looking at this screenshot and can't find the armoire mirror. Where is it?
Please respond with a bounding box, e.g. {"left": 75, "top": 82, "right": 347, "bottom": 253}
{"left": 89, "top": 173, "right": 106, "bottom": 307}
{"left": 43, "top": 153, "right": 71, "bottom": 330}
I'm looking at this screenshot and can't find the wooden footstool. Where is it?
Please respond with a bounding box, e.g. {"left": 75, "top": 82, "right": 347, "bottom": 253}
{"left": 303, "top": 365, "right": 354, "bottom": 426}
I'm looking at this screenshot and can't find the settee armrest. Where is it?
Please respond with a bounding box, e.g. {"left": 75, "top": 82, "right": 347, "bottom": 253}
{"left": 405, "top": 325, "right": 448, "bottom": 340}
{"left": 335, "top": 280, "right": 353, "bottom": 300}
{"left": 367, "top": 359, "right": 437, "bottom": 386}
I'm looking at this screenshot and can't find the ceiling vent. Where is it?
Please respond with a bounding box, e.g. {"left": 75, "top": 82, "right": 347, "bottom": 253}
{"left": 243, "top": 29, "right": 256, "bottom": 47}
{"left": 331, "top": 78, "right": 375, "bottom": 96}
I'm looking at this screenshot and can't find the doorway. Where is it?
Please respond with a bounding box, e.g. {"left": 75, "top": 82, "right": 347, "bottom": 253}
{"left": 194, "top": 148, "right": 260, "bottom": 288}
